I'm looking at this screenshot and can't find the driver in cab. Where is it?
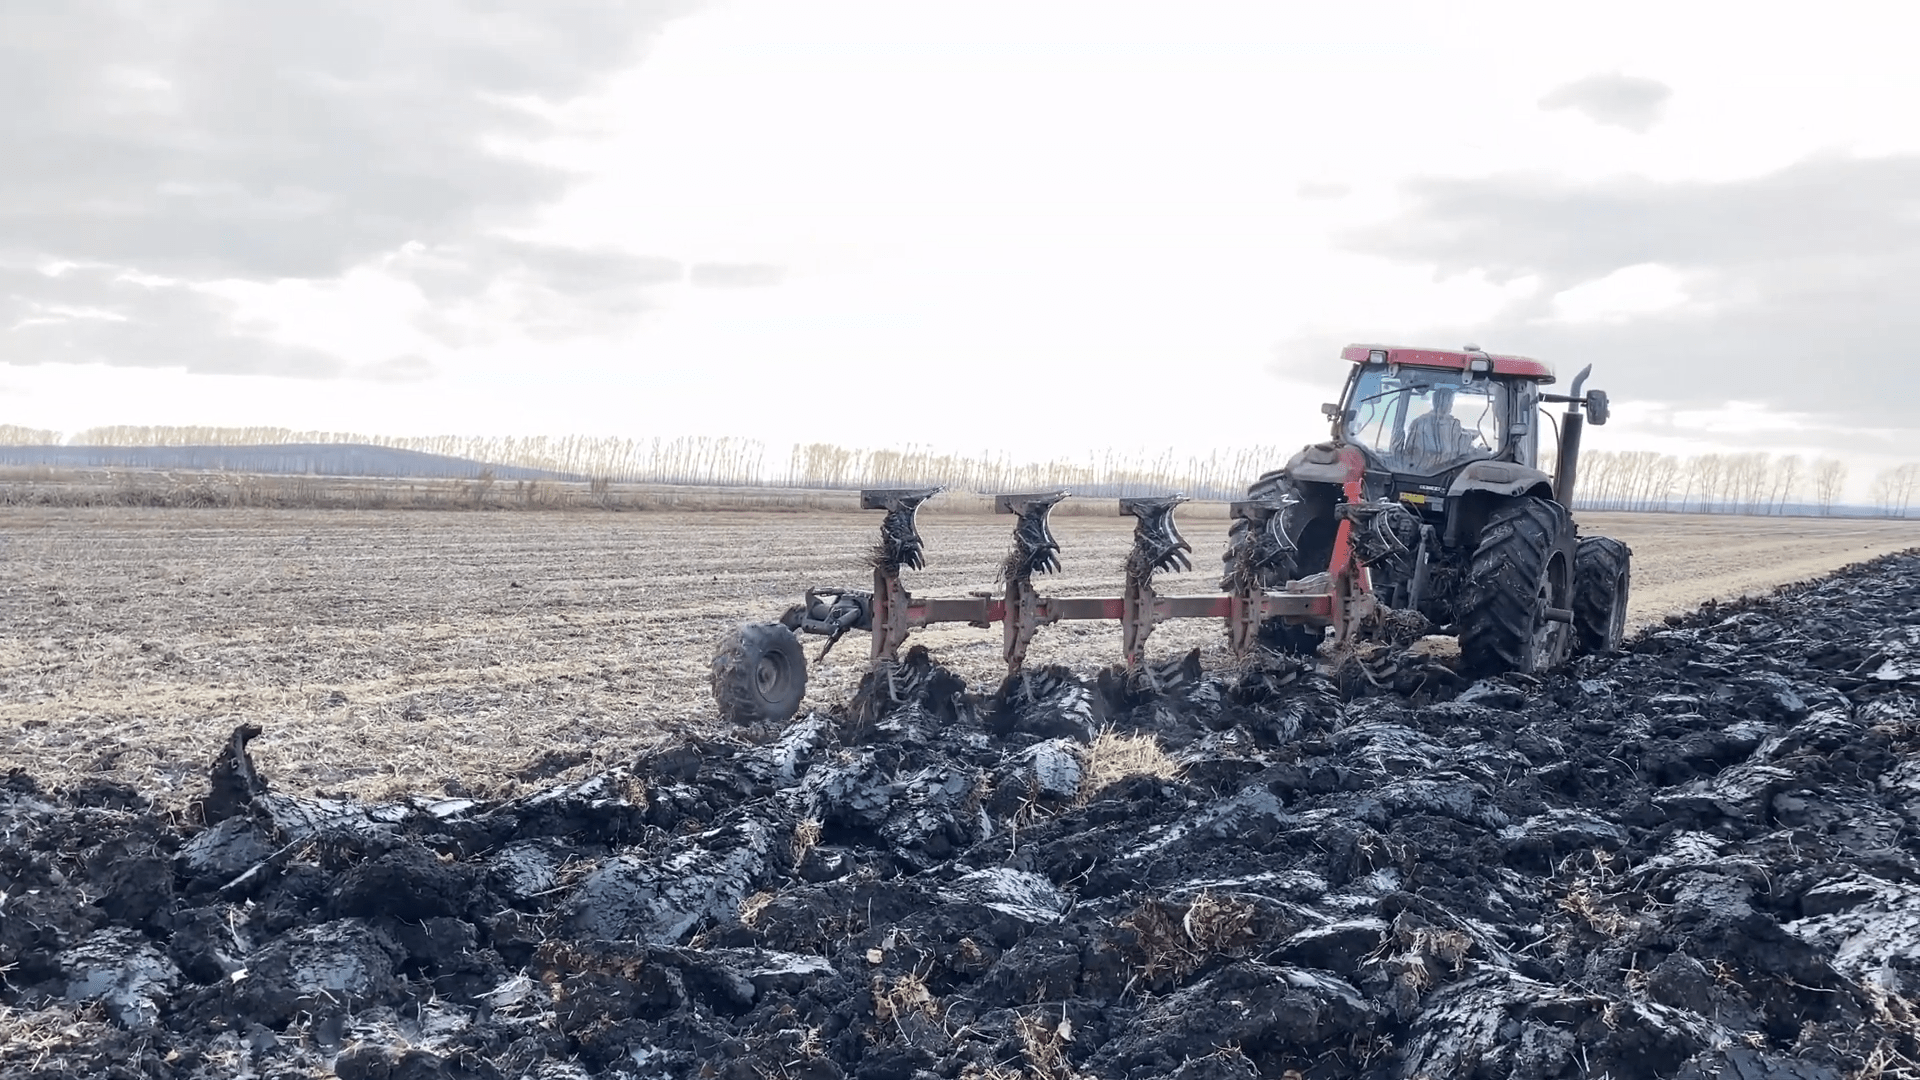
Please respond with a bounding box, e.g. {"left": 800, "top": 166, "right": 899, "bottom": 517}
{"left": 1405, "top": 387, "right": 1481, "bottom": 471}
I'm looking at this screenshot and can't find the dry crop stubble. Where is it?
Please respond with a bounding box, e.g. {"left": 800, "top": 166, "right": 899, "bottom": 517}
{"left": 1, "top": 506, "right": 1915, "bottom": 805}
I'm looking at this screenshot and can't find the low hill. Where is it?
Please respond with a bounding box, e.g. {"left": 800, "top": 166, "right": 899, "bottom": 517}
{"left": 0, "top": 443, "right": 574, "bottom": 482}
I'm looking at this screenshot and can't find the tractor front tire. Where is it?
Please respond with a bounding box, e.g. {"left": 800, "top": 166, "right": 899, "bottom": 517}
{"left": 712, "top": 622, "right": 807, "bottom": 730}
{"left": 1573, "top": 536, "right": 1632, "bottom": 655}
{"left": 1458, "top": 497, "right": 1575, "bottom": 676}
{"left": 1223, "top": 474, "right": 1334, "bottom": 656}
{"left": 1221, "top": 473, "right": 1292, "bottom": 583}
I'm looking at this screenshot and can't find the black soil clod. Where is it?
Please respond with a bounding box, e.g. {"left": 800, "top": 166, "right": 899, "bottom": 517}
{"left": 200, "top": 722, "right": 267, "bottom": 824}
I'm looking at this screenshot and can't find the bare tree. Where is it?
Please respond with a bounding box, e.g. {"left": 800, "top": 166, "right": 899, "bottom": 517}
{"left": 1576, "top": 450, "right": 1617, "bottom": 509}
{"left": 1689, "top": 454, "right": 1726, "bottom": 513}
{"left": 1771, "top": 454, "right": 1803, "bottom": 515}
{"left": 0, "top": 425, "right": 62, "bottom": 444}
{"left": 1675, "top": 456, "right": 1698, "bottom": 512}
{"left": 1812, "top": 457, "right": 1848, "bottom": 515}
{"left": 1881, "top": 463, "right": 1920, "bottom": 519}
{"left": 1619, "top": 451, "right": 1648, "bottom": 509}
{"left": 1871, "top": 471, "right": 1896, "bottom": 516}
{"left": 1611, "top": 450, "right": 1669, "bottom": 510}
{"left": 1736, "top": 453, "right": 1774, "bottom": 513}
{"left": 1644, "top": 455, "right": 1681, "bottom": 511}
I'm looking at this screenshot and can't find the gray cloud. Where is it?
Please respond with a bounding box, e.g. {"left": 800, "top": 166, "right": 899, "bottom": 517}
{"left": 0, "top": 0, "right": 697, "bottom": 376}
{"left": 1348, "top": 156, "right": 1920, "bottom": 283}
{"left": 0, "top": 265, "right": 344, "bottom": 377}
{"left": 689, "top": 262, "right": 786, "bottom": 289}
{"left": 1297, "top": 155, "right": 1920, "bottom": 448}
{"left": 393, "top": 239, "right": 682, "bottom": 337}
{"left": 390, "top": 239, "right": 683, "bottom": 347}
{"left": 1539, "top": 73, "right": 1672, "bottom": 132}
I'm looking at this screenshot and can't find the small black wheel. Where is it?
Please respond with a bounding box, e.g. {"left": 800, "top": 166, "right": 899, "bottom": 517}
{"left": 1573, "top": 536, "right": 1632, "bottom": 655}
{"left": 711, "top": 623, "right": 807, "bottom": 728}
{"left": 1258, "top": 620, "right": 1325, "bottom": 656}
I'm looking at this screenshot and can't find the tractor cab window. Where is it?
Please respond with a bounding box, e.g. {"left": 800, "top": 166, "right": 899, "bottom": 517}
{"left": 1346, "top": 367, "right": 1505, "bottom": 476}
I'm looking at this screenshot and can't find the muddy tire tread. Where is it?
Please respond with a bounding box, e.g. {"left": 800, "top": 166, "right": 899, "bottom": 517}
{"left": 1458, "top": 497, "right": 1569, "bottom": 675}
{"left": 711, "top": 622, "right": 807, "bottom": 728}
{"left": 1223, "top": 473, "right": 1324, "bottom": 655}
{"left": 1573, "top": 535, "right": 1633, "bottom": 655}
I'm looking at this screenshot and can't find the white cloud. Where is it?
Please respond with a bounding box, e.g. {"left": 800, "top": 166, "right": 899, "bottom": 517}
{"left": 1549, "top": 264, "right": 1689, "bottom": 323}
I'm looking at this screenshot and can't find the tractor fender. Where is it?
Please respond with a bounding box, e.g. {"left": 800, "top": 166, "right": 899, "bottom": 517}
{"left": 1447, "top": 460, "right": 1555, "bottom": 501}
{"left": 1282, "top": 442, "right": 1353, "bottom": 486}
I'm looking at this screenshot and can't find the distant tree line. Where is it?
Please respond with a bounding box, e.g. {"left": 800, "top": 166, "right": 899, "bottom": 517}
{"left": 1570, "top": 450, "right": 1918, "bottom": 518}
{"left": 782, "top": 443, "right": 1291, "bottom": 500}
{"left": 1, "top": 424, "right": 1913, "bottom": 514}
{"left": 0, "top": 425, "right": 1289, "bottom": 499}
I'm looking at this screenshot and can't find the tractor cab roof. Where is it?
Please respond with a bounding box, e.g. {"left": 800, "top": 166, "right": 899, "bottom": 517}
{"left": 1341, "top": 344, "right": 1555, "bottom": 382}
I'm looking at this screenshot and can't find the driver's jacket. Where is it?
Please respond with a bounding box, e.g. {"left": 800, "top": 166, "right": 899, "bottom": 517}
{"left": 1404, "top": 413, "right": 1474, "bottom": 471}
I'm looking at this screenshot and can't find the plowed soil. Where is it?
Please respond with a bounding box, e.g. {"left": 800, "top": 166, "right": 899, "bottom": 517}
{"left": 6, "top": 545, "right": 1920, "bottom": 1079}
{"left": 1, "top": 506, "right": 1915, "bottom": 801}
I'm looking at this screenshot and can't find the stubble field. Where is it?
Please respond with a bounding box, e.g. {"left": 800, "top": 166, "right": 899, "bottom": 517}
{"left": 3, "top": 505, "right": 1916, "bottom": 804}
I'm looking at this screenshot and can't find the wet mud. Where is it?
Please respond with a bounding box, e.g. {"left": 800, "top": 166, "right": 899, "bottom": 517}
{"left": 7, "top": 551, "right": 1920, "bottom": 1078}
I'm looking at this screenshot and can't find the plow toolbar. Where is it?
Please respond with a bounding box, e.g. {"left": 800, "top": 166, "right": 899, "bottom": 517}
{"left": 779, "top": 480, "right": 1382, "bottom": 677}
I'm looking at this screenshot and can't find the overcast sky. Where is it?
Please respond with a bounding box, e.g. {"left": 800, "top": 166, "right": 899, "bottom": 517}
{"left": 4, "top": 0, "right": 1918, "bottom": 488}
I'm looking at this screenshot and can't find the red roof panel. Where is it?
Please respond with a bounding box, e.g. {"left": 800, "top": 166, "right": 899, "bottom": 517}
{"left": 1339, "top": 344, "right": 1555, "bottom": 382}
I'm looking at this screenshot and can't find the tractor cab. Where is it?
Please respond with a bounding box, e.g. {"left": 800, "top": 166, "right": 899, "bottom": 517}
{"left": 1333, "top": 344, "right": 1557, "bottom": 509}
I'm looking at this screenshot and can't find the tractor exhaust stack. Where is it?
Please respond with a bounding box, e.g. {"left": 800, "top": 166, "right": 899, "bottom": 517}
{"left": 1553, "top": 364, "right": 1592, "bottom": 505}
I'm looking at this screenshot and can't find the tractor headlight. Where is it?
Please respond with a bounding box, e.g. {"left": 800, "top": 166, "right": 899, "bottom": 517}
{"left": 1469, "top": 357, "right": 1491, "bottom": 372}
{"left": 1367, "top": 349, "right": 1387, "bottom": 364}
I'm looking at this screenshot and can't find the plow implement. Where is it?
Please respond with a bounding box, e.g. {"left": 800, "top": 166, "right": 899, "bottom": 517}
{"left": 713, "top": 447, "right": 1416, "bottom": 727}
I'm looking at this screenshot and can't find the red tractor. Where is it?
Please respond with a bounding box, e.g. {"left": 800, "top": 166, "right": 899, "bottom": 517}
{"left": 712, "top": 344, "right": 1631, "bottom": 727}
{"left": 1224, "top": 344, "right": 1630, "bottom": 674}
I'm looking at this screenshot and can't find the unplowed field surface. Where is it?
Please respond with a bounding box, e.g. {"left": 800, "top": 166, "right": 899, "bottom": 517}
{"left": 3, "top": 507, "right": 1915, "bottom": 802}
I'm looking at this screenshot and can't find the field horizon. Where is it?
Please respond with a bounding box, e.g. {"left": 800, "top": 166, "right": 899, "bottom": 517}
{"left": 2, "top": 458, "right": 1912, "bottom": 521}
{"left": 3, "top": 426, "right": 1914, "bottom": 518}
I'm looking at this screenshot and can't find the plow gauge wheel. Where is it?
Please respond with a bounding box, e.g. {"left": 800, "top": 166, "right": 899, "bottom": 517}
{"left": 712, "top": 622, "right": 808, "bottom": 729}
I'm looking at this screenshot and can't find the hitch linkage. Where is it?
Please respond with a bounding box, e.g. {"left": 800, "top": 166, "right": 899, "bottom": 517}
{"left": 779, "top": 589, "right": 873, "bottom": 660}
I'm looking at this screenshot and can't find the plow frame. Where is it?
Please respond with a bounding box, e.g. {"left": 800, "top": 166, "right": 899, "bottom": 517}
{"left": 796, "top": 446, "right": 1385, "bottom": 677}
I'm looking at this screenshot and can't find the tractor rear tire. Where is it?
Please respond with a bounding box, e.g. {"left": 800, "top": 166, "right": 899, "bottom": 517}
{"left": 712, "top": 622, "right": 807, "bottom": 730}
{"left": 1573, "top": 536, "right": 1632, "bottom": 655}
{"left": 1458, "top": 497, "right": 1575, "bottom": 676}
